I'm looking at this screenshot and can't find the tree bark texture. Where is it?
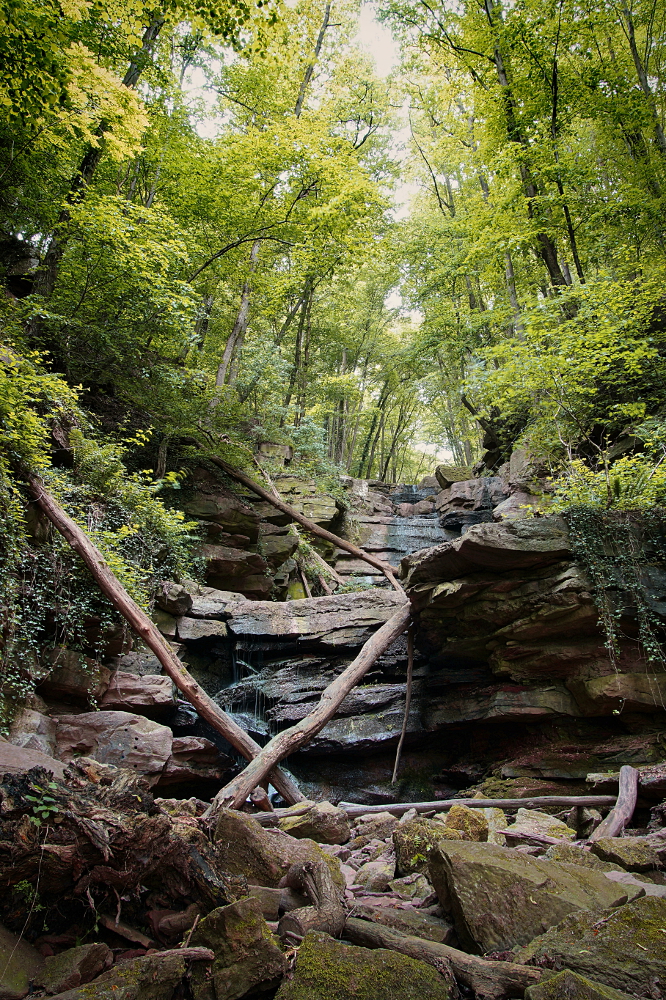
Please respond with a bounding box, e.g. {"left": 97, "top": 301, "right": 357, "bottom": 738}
{"left": 344, "top": 919, "right": 542, "bottom": 999}
{"left": 208, "top": 455, "right": 405, "bottom": 591}
{"left": 278, "top": 860, "right": 345, "bottom": 943}
{"left": 205, "top": 603, "right": 411, "bottom": 813}
{"left": 25, "top": 474, "right": 304, "bottom": 805}
{"left": 588, "top": 764, "right": 639, "bottom": 841}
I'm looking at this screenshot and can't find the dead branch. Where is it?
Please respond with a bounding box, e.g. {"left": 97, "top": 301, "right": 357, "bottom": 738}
{"left": 589, "top": 764, "right": 639, "bottom": 841}
{"left": 205, "top": 603, "right": 411, "bottom": 814}
{"left": 25, "top": 474, "right": 304, "bottom": 806}
{"left": 208, "top": 455, "right": 404, "bottom": 592}
{"left": 344, "top": 918, "right": 542, "bottom": 1000}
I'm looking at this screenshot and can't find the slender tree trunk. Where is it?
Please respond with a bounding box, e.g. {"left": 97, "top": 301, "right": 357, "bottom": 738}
{"left": 294, "top": 3, "right": 332, "bottom": 117}
{"left": 215, "top": 240, "right": 260, "bottom": 389}
{"left": 621, "top": 3, "right": 666, "bottom": 156}
{"left": 24, "top": 474, "right": 304, "bottom": 805}
{"left": 33, "top": 15, "right": 165, "bottom": 300}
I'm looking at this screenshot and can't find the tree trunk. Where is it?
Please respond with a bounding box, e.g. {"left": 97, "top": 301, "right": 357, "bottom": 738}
{"left": 34, "top": 15, "right": 165, "bottom": 300}
{"left": 589, "top": 764, "right": 639, "bottom": 840}
{"left": 344, "top": 919, "right": 542, "bottom": 1000}
{"left": 278, "top": 860, "right": 345, "bottom": 944}
{"left": 294, "top": 3, "right": 332, "bottom": 117}
{"left": 205, "top": 604, "right": 411, "bottom": 814}
{"left": 24, "top": 474, "right": 304, "bottom": 805}
{"left": 208, "top": 455, "right": 404, "bottom": 590}
{"left": 215, "top": 240, "right": 260, "bottom": 389}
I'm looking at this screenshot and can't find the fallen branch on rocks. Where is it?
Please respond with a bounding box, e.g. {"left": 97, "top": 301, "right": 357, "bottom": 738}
{"left": 205, "top": 603, "right": 412, "bottom": 814}
{"left": 25, "top": 474, "right": 304, "bottom": 806}
{"left": 344, "top": 917, "right": 542, "bottom": 999}
{"left": 278, "top": 860, "right": 346, "bottom": 944}
{"left": 208, "top": 455, "right": 405, "bottom": 592}
{"left": 391, "top": 626, "right": 414, "bottom": 784}
{"left": 253, "top": 794, "right": 618, "bottom": 824}
{"left": 589, "top": 764, "right": 639, "bottom": 841}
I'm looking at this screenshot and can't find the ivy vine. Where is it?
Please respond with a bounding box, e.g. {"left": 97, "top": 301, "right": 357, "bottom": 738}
{"left": 564, "top": 505, "right": 666, "bottom": 712}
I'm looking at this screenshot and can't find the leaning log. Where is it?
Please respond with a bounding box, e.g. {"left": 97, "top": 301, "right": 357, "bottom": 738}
{"left": 344, "top": 918, "right": 542, "bottom": 1000}
{"left": 25, "top": 474, "right": 304, "bottom": 806}
{"left": 209, "top": 455, "right": 404, "bottom": 592}
{"left": 589, "top": 764, "right": 639, "bottom": 841}
{"left": 206, "top": 603, "right": 412, "bottom": 814}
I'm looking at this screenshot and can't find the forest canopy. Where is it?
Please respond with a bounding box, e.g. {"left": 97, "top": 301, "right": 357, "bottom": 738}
{"left": 2, "top": 0, "right": 666, "bottom": 487}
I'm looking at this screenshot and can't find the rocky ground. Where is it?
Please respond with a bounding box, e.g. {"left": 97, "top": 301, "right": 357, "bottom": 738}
{"left": 3, "top": 456, "right": 666, "bottom": 997}
{"left": 1, "top": 765, "right": 665, "bottom": 1000}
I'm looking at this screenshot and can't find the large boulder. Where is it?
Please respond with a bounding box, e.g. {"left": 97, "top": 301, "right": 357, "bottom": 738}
{"left": 213, "top": 809, "right": 344, "bottom": 889}
{"left": 46, "top": 952, "right": 187, "bottom": 1000}
{"left": 394, "top": 818, "right": 466, "bottom": 876}
{"left": 189, "top": 897, "right": 286, "bottom": 1000}
{"left": 8, "top": 708, "right": 57, "bottom": 756}
{"left": 36, "top": 943, "right": 112, "bottom": 994}
{"left": 36, "top": 647, "right": 111, "bottom": 703}
{"left": 99, "top": 672, "right": 175, "bottom": 718}
{"left": 516, "top": 896, "right": 666, "bottom": 996}
{"left": 0, "top": 921, "right": 44, "bottom": 999}
{"left": 184, "top": 495, "right": 261, "bottom": 542}
{"left": 55, "top": 711, "right": 172, "bottom": 784}
{"left": 278, "top": 801, "right": 351, "bottom": 845}
{"left": 434, "top": 465, "right": 475, "bottom": 489}
{"left": 427, "top": 841, "right": 639, "bottom": 952}
{"left": 0, "top": 739, "right": 65, "bottom": 779}
{"left": 201, "top": 545, "right": 271, "bottom": 599}
{"left": 525, "top": 971, "right": 635, "bottom": 1000}
{"left": 275, "top": 929, "right": 455, "bottom": 1000}
{"left": 504, "top": 808, "right": 576, "bottom": 842}
{"left": 590, "top": 837, "right": 666, "bottom": 872}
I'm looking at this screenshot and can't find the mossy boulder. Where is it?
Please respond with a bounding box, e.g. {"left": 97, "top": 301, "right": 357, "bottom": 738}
{"left": 37, "top": 943, "right": 112, "bottom": 994}
{"left": 278, "top": 801, "right": 351, "bottom": 845}
{"left": 47, "top": 953, "right": 186, "bottom": 999}
{"left": 388, "top": 873, "right": 434, "bottom": 900}
{"left": 515, "top": 896, "right": 666, "bottom": 995}
{"left": 393, "top": 818, "right": 464, "bottom": 876}
{"left": 189, "top": 896, "right": 287, "bottom": 1000}
{"left": 213, "top": 809, "right": 344, "bottom": 889}
{"left": 525, "top": 970, "right": 635, "bottom": 1000}
{"left": 354, "top": 811, "right": 399, "bottom": 841}
{"left": 275, "top": 930, "right": 455, "bottom": 1000}
{"left": 504, "top": 808, "right": 576, "bottom": 842}
{"left": 428, "top": 841, "right": 640, "bottom": 953}
{"left": 354, "top": 860, "right": 395, "bottom": 892}
{"left": 544, "top": 845, "right": 619, "bottom": 873}
{"left": 0, "top": 921, "right": 44, "bottom": 1000}
{"left": 439, "top": 804, "right": 488, "bottom": 841}
{"left": 590, "top": 837, "right": 665, "bottom": 872}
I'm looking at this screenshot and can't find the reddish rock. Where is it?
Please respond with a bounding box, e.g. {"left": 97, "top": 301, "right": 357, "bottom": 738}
{"left": 99, "top": 672, "right": 175, "bottom": 718}
{"left": 0, "top": 739, "right": 66, "bottom": 779}
{"left": 37, "top": 647, "right": 111, "bottom": 703}
{"left": 55, "top": 711, "right": 172, "bottom": 783}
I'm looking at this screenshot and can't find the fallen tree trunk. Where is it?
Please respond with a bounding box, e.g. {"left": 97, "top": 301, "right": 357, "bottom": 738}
{"left": 344, "top": 918, "right": 542, "bottom": 1000}
{"left": 278, "top": 860, "right": 346, "bottom": 944}
{"left": 208, "top": 455, "right": 404, "bottom": 592}
{"left": 589, "top": 764, "right": 639, "bottom": 841}
{"left": 205, "top": 603, "right": 412, "bottom": 814}
{"left": 25, "top": 474, "right": 304, "bottom": 806}
{"left": 252, "top": 794, "right": 618, "bottom": 824}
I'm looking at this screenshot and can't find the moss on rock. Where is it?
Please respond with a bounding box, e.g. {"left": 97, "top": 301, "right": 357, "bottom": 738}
{"left": 515, "top": 896, "right": 666, "bottom": 995}
{"left": 393, "top": 818, "right": 464, "bottom": 876}
{"left": 440, "top": 804, "right": 488, "bottom": 841}
{"left": 525, "top": 969, "right": 635, "bottom": 1000}
{"left": 275, "top": 930, "right": 455, "bottom": 1000}
{"left": 214, "top": 808, "right": 344, "bottom": 889}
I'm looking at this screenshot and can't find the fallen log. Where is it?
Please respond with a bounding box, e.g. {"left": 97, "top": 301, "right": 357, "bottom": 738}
{"left": 208, "top": 455, "right": 404, "bottom": 592}
{"left": 252, "top": 794, "right": 618, "bottom": 824}
{"left": 344, "top": 918, "right": 542, "bottom": 1000}
{"left": 391, "top": 627, "right": 414, "bottom": 784}
{"left": 278, "top": 860, "right": 346, "bottom": 944}
{"left": 205, "top": 603, "right": 412, "bottom": 814}
{"left": 589, "top": 764, "right": 639, "bottom": 841}
{"left": 25, "top": 474, "right": 304, "bottom": 806}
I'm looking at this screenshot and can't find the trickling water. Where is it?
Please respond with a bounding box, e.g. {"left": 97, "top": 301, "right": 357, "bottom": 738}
{"left": 385, "top": 514, "right": 455, "bottom": 565}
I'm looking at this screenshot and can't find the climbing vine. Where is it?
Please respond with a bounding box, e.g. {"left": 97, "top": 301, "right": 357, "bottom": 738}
{"left": 564, "top": 505, "right": 666, "bottom": 712}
